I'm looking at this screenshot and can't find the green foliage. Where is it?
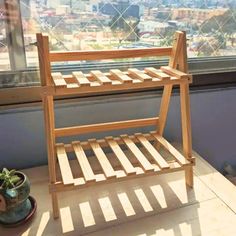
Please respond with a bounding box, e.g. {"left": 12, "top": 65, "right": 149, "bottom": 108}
{"left": 160, "top": 28, "right": 176, "bottom": 46}
{"left": 201, "top": 10, "right": 236, "bottom": 35}
{"left": 0, "top": 168, "right": 21, "bottom": 190}
{"left": 109, "top": 15, "right": 140, "bottom": 42}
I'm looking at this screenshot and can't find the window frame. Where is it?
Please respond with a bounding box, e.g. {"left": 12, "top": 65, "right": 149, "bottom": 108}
{"left": 0, "top": 1, "right": 236, "bottom": 106}
{"left": 1, "top": 57, "right": 236, "bottom": 106}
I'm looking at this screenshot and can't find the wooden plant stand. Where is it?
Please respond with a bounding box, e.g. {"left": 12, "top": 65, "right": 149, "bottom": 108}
{"left": 37, "top": 31, "right": 195, "bottom": 219}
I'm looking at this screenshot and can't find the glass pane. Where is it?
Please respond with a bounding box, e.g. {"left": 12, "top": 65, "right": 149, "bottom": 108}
{"left": 1, "top": 0, "right": 236, "bottom": 72}
{"left": 20, "top": 0, "right": 236, "bottom": 66}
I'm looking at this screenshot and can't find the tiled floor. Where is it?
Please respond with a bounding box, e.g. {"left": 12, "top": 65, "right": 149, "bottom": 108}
{"left": 1, "top": 149, "right": 236, "bottom": 236}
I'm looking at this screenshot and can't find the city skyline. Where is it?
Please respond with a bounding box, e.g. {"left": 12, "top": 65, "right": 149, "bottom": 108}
{"left": 0, "top": 0, "right": 235, "bottom": 70}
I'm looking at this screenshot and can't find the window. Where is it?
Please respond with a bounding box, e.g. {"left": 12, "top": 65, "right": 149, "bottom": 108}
{"left": 0, "top": 0, "right": 236, "bottom": 103}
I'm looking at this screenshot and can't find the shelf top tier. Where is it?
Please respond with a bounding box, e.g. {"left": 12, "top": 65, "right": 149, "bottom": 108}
{"left": 48, "top": 66, "right": 192, "bottom": 96}
{"left": 37, "top": 31, "right": 192, "bottom": 96}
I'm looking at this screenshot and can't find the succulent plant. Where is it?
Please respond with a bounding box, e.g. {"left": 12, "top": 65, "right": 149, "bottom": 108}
{"left": 0, "top": 168, "right": 21, "bottom": 189}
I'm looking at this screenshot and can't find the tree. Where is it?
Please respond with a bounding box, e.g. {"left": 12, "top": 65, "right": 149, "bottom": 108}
{"left": 201, "top": 10, "right": 236, "bottom": 40}
{"left": 109, "top": 15, "right": 140, "bottom": 42}
{"left": 109, "top": 14, "right": 130, "bottom": 32}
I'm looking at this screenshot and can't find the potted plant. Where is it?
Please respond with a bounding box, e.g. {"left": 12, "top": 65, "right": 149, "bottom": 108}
{"left": 0, "top": 168, "right": 36, "bottom": 226}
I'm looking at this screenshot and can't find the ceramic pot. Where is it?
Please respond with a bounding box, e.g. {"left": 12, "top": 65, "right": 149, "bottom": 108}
{"left": 0, "top": 171, "right": 32, "bottom": 224}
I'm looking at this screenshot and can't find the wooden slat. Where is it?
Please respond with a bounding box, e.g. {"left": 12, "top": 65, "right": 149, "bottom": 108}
{"left": 91, "top": 70, "right": 112, "bottom": 85}
{"left": 62, "top": 134, "right": 145, "bottom": 152}
{"left": 51, "top": 72, "right": 67, "bottom": 88}
{"left": 135, "top": 133, "right": 169, "bottom": 169}
{"left": 55, "top": 117, "right": 159, "bottom": 137}
{"left": 44, "top": 77, "right": 189, "bottom": 97}
{"left": 121, "top": 135, "right": 154, "bottom": 172}
{"left": 106, "top": 136, "right": 136, "bottom": 176}
{"left": 67, "top": 83, "right": 79, "bottom": 88}
{"left": 89, "top": 139, "right": 117, "bottom": 179}
{"left": 72, "top": 71, "right": 91, "bottom": 87}
{"left": 161, "top": 66, "right": 191, "bottom": 80}
{"left": 49, "top": 47, "right": 172, "bottom": 62}
{"left": 128, "top": 68, "right": 152, "bottom": 81}
{"left": 72, "top": 141, "right": 96, "bottom": 183}
{"left": 56, "top": 144, "right": 74, "bottom": 185}
{"left": 110, "top": 69, "right": 133, "bottom": 83}
{"left": 151, "top": 133, "right": 190, "bottom": 166}
{"left": 145, "top": 67, "right": 170, "bottom": 80}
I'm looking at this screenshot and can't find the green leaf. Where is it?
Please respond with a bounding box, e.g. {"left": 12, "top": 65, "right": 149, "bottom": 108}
{"left": 11, "top": 175, "right": 21, "bottom": 184}
{"left": 3, "top": 168, "right": 9, "bottom": 175}
{"left": 9, "top": 169, "right": 16, "bottom": 176}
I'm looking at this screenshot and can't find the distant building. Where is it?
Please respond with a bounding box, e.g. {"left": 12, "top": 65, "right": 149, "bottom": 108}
{"left": 138, "top": 19, "right": 169, "bottom": 33}
{"left": 172, "top": 8, "right": 228, "bottom": 23}
{"left": 56, "top": 5, "right": 70, "bottom": 15}
{"left": 99, "top": 1, "right": 140, "bottom": 19}
{"left": 47, "top": 0, "right": 61, "bottom": 8}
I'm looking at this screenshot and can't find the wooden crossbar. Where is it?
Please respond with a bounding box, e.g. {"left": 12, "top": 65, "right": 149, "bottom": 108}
{"left": 55, "top": 117, "right": 159, "bottom": 137}
{"left": 49, "top": 47, "right": 172, "bottom": 62}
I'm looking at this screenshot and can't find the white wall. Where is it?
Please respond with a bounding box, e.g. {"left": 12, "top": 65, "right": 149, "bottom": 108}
{"left": 0, "top": 87, "right": 236, "bottom": 171}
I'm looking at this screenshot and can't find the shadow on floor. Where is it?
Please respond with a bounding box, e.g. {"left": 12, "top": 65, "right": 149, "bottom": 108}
{"left": 0, "top": 171, "right": 210, "bottom": 236}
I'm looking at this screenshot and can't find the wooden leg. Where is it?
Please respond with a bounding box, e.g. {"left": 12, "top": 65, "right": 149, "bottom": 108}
{"left": 185, "top": 166, "right": 193, "bottom": 188}
{"left": 158, "top": 85, "right": 173, "bottom": 136}
{"left": 43, "top": 96, "right": 60, "bottom": 217}
{"left": 52, "top": 192, "right": 60, "bottom": 219}
{"left": 155, "top": 85, "right": 173, "bottom": 149}
{"left": 180, "top": 83, "right": 193, "bottom": 188}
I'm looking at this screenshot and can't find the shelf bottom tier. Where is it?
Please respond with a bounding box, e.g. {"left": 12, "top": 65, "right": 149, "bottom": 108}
{"left": 51, "top": 132, "right": 194, "bottom": 192}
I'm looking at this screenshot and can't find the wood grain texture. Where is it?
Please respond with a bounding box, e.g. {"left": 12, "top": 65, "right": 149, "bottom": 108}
{"left": 50, "top": 47, "right": 172, "bottom": 62}
{"left": 91, "top": 70, "right": 112, "bottom": 85}
{"left": 36, "top": 33, "right": 52, "bottom": 86}
{"left": 145, "top": 67, "right": 170, "bottom": 80}
{"left": 128, "top": 68, "right": 152, "bottom": 81}
{"left": 51, "top": 72, "right": 67, "bottom": 88}
{"left": 151, "top": 133, "right": 190, "bottom": 166}
{"left": 157, "top": 85, "right": 173, "bottom": 136}
{"left": 56, "top": 144, "right": 74, "bottom": 185}
{"left": 110, "top": 69, "right": 133, "bottom": 83}
{"left": 89, "top": 139, "right": 117, "bottom": 179}
{"left": 161, "top": 66, "right": 191, "bottom": 80}
{"left": 135, "top": 133, "right": 169, "bottom": 169}
{"left": 180, "top": 83, "right": 193, "bottom": 187}
{"left": 72, "top": 71, "right": 91, "bottom": 87}
{"left": 106, "top": 137, "right": 136, "bottom": 176}
{"left": 121, "top": 135, "right": 154, "bottom": 173}
{"left": 55, "top": 117, "right": 159, "bottom": 137}
{"left": 178, "top": 31, "right": 188, "bottom": 73}
{"left": 168, "top": 31, "right": 184, "bottom": 69}
{"left": 72, "top": 142, "right": 96, "bottom": 183}
{"left": 45, "top": 78, "right": 189, "bottom": 97}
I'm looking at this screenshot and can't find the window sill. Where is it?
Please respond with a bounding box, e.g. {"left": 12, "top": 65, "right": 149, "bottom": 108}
{"left": 0, "top": 57, "right": 235, "bottom": 106}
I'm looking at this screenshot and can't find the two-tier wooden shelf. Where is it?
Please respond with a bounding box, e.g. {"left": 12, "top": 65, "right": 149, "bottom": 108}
{"left": 37, "top": 31, "right": 195, "bottom": 219}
